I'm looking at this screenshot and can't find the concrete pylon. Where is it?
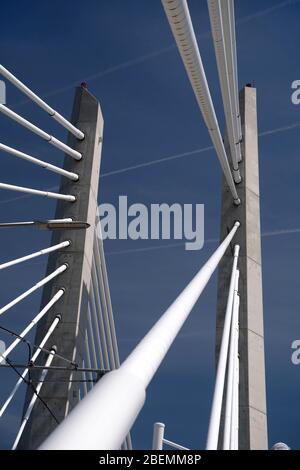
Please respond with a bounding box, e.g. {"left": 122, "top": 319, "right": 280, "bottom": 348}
{"left": 216, "top": 86, "right": 268, "bottom": 449}
{"left": 18, "top": 86, "right": 104, "bottom": 449}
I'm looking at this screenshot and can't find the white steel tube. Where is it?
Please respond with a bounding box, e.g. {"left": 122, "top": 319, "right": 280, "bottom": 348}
{"left": 0, "top": 104, "right": 82, "bottom": 160}
{"left": 0, "top": 290, "right": 64, "bottom": 365}
{"left": 227, "top": 0, "right": 242, "bottom": 146}
{"left": 220, "top": 1, "right": 242, "bottom": 151}
{"left": 0, "top": 65, "right": 84, "bottom": 140}
{"left": 0, "top": 182, "right": 76, "bottom": 202}
{"left": 12, "top": 348, "right": 56, "bottom": 450}
{"left": 0, "top": 264, "right": 67, "bottom": 316}
{"left": 223, "top": 270, "right": 239, "bottom": 450}
{"left": 0, "top": 317, "right": 60, "bottom": 417}
{"left": 152, "top": 422, "right": 165, "bottom": 450}
{"left": 207, "top": 0, "right": 241, "bottom": 182}
{"left": 206, "top": 244, "right": 240, "bottom": 450}
{"left": 230, "top": 293, "right": 240, "bottom": 450}
{"left": 161, "top": 0, "right": 240, "bottom": 205}
{"left": 39, "top": 222, "right": 239, "bottom": 450}
{"left": 0, "top": 240, "right": 70, "bottom": 271}
{"left": 0, "top": 143, "right": 79, "bottom": 180}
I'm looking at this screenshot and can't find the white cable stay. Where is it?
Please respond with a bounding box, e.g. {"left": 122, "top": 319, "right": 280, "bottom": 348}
{"left": 0, "top": 317, "right": 60, "bottom": 417}
{"left": 39, "top": 222, "right": 240, "bottom": 450}
{"left": 0, "top": 290, "right": 64, "bottom": 365}
{"left": 0, "top": 65, "right": 84, "bottom": 140}
{"left": 206, "top": 244, "right": 240, "bottom": 450}
{"left": 161, "top": 0, "right": 240, "bottom": 205}
{"left": 0, "top": 143, "right": 79, "bottom": 181}
{"left": 223, "top": 269, "right": 239, "bottom": 450}
{"left": 0, "top": 240, "right": 70, "bottom": 271}
{"left": 0, "top": 218, "right": 72, "bottom": 229}
{"left": 0, "top": 182, "right": 76, "bottom": 202}
{"left": 207, "top": 0, "right": 241, "bottom": 182}
{"left": 231, "top": 279, "right": 239, "bottom": 450}
{"left": 227, "top": 0, "right": 242, "bottom": 154}
{"left": 12, "top": 347, "right": 56, "bottom": 450}
{"left": 0, "top": 104, "right": 82, "bottom": 160}
{"left": 0, "top": 264, "right": 67, "bottom": 316}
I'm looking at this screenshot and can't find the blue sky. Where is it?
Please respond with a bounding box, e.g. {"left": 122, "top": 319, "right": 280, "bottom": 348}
{"left": 0, "top": 0, "right": 300, "bottom": 450}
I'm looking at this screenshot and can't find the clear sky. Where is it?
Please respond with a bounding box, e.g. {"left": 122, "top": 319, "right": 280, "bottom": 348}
{"left": 0, "top": 0, "right": 299, "bottom": 450}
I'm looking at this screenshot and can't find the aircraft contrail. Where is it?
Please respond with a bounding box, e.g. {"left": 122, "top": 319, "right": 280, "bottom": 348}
{"left": 9, "top": 0, "right": 299, "bottom": 109}
{"left": 100, "top": 122, "right": 300, "bottom": 177}
{"left": 1, "top": 119, "right": 300, "bottom": 205}
{"left": 106, "top": 227, "right": 300, "bottom": 256}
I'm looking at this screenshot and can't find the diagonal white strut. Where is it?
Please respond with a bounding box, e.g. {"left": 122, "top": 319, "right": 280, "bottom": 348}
{"left": 161, "top": 0, "right": 240, "bottom": 205}
{"left": 39, "top": 222, "right": 240, "bottom": 450}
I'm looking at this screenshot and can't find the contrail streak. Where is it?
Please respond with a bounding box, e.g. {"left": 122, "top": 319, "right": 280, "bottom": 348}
{"left": 101, "top": 146, "right": 214, "bottom": 177}
{"left": 100, "top": 122, "right": 300, "bottom": 177}
{"left": 9, "top": 0, "right": 299, "bottom": 109}
{"left": 0, "top": 118, "right": 299, "bottom": 205}
{"left": 105, "top": 227, "right": 300, "bottom": 256}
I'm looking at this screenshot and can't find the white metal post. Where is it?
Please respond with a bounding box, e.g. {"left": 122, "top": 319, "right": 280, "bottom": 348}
{"left": 152, "top": 422, "right": 165, "bottom": 450}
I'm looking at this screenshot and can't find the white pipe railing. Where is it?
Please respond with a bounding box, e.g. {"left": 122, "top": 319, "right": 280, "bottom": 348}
{"left": 39, "top": 222, "right": 239, "bottom": 450}
{"left": 152, "top": 422, "right": 189, "bottom": 450}
{"left": 0, "top": 317, "right": 60, "bottom": 417}
{"left": 0, "top": 264, "right": 67, "bottom": 316}
{"left": 0, "top": 65, "right": 84, "bottom": 140}
{"left": 12, "top": 347, "right": 56, "bottom": 450}
{"left": 0, "top": 290, "right": 64, "bottom": 365}
{"left": 223, "top": 270, "right": 239, "bottom": 449}
{"left": 161, "top": 0, "right": 240, "bottom": 205}
{"left": 0, "top": 143, "right": 79, "bottom": 180}
{"left": 206, "top": 244, "right": 240, "bottom": 450}
{"left": 207, "top": 0, "right": 241, "bottom": 182}
{"left": 0, "top": 240, "right": 70, "bottom": 271}
{"left": 0, "top": 104, "right": 82, "bottom": 160}
{"left": 0, "top": 182, "right": 76, "bottom": 202}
